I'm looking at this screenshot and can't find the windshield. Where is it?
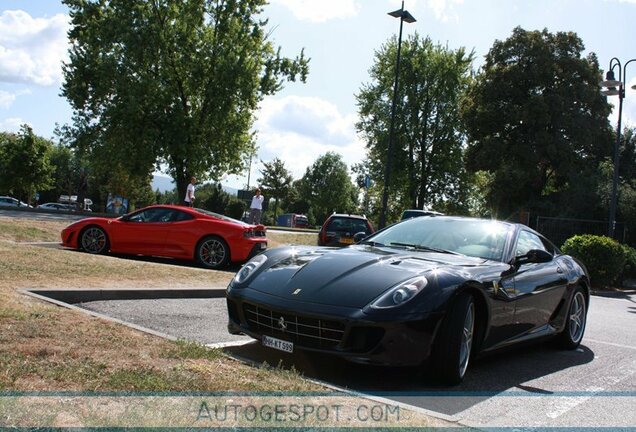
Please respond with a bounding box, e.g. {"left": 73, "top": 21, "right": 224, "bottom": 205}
{"left": 367, "top": 217, "right": 511, "bottom": 261}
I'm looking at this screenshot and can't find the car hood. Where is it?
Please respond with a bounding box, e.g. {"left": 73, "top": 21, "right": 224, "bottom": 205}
{"left": 248, "top": 245, "right": 494, "bottom": 308}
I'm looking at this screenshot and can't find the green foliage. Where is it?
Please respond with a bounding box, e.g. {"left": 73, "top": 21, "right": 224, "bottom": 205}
{"left": 258, "top": 158, "right": 293, "bottom": 220}
{"left": 226, "top": 199, "right": 246, "bottom": 220}
{"left": 0, "top": 125, "right": 54, "bottom": 204}
{"left": 356, "top": 33, "right": 474, "bottom": 221}
{"left": 297, "top": 152, "right": 358, "bottom": 225}
{"left": 562, "top": 234, "right": 625, "bottom": 288}
{"left": 62, "top": 0, "right": 308, "bottom": 202}
{"left": 462, "top": 27, "right": 613, "bottom": 218}
{"left": 620, "top": 244, "right": 636, "bottom": 280}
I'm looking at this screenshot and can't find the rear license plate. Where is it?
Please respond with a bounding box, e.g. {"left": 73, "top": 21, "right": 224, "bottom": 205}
{"left": 262, "top": 335, "right": 293, "bottom": 353}
{"left": 340, "top": 237, "right": 354, "bottom": 244}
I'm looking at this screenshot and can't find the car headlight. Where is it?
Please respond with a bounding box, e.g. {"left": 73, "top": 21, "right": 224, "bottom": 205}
{"left": 370, "top": 276, "right": 428, "bottom": 308}
{"left": 234, "top": 254, "right": 268, "bottom": 284}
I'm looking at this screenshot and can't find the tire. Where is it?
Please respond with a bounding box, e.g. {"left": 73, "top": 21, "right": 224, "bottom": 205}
{"left": 80, "top": 226, "right": 109, "bottom": 254}
{"left": 557, "top": 286, "right": 587, "bottom": 349}
{"left": 431, "top": 292, "right": 475, "bottom": 385}
{"left": 197, "top": 236, "right": 230, "bottom": 269}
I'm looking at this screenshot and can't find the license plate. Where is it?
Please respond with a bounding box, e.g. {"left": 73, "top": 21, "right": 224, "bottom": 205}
{"left": 340, "top": 237, "right": 354, "bottom": 244}
{"left": 262, "top": 335, "right": 293, "bottom": 353}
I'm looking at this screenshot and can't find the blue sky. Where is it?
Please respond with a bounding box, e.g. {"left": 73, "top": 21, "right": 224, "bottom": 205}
{"left": 1, "top": 0, "right": 635, "bottom": 190}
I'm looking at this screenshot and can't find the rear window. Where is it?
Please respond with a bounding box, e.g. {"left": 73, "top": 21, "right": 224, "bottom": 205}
{"left": 326, "top": 217, "right": 370, "bottom": 234}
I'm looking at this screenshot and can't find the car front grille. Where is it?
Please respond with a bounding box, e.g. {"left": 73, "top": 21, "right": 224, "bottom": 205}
{"left": 255, "top": 229, "right": 266, "bottom": 237}
{"left": 243, "top": 303, "right": 345, "bottom": 349}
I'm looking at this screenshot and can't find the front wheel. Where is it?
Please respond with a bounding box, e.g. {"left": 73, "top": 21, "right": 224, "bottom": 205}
{"left": 557, "top": 287, "right": 587, "bottom": 349}
{"left": 430, "top": 292, "right": 475, "bottom": 385}
{"left": 80, "top": 226, "right": 109, "bottom": 254}
{"left": 196, "top": 236, "right": 230, "bottom": 269}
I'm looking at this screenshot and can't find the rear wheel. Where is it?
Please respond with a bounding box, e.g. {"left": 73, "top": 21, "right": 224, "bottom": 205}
{"left": 197, "top": 236, "right": 230, "bottom": 269}
{"left": 431, "top": 292, "right": 475, "bottom": 385}
{"left": 557, "top": 286, "right": 587, "bottom": 349}
{"left": 80, "top": 226, "right": 109, "bottom": 254}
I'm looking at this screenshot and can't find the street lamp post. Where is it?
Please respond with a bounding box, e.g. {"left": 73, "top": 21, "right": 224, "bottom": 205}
{"left": 600, "top": 57, "right": 636, "bottom": 238}
{"left": 378, "top": 1, "right": 416, "bottom": 229}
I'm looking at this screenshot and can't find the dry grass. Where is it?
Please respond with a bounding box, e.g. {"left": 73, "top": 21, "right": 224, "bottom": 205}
{"left": 0, "top": 218, "right": 319, "bottom": 392}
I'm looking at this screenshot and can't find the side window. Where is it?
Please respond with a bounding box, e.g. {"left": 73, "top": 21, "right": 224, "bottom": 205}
{"left": 171, "top": 210, "right": 194, "bottom": 222}
{"left": 127, "top": 210, "right": 147, "bottom": 222}
{"left": 515, "top": 230, "right": 548, "bottom": 257}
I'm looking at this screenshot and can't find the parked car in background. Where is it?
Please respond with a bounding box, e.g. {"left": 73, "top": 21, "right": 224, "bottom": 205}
{"left": 277, "top": 213, "right": 309, "bottom": 229}
{"left": 401, "top": 209, "right": 444, "bottom": 220}
{"left": 0, "top": 196, "right": 31, "bottom": 208}
{"left": 37, "top": 202, "right": 76, "bottom": 211}
{"left": 227, "top": 215, "right": 590, "bottom": 385}
{"left": 61, "top": 205, "right": 268, "bottom": 269}
{"left": 318, "top": 213, "right": 374, "bottom": 247}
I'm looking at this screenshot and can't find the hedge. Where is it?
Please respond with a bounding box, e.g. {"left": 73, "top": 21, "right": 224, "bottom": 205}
{"left": 561, "top": 234, "right": 626, "bottom": 288}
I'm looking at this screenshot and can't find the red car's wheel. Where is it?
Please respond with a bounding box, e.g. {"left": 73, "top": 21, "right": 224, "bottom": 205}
{"left": 80, "top": 226, "right": 109, "bottom": 254}
{"left": 197, "top": 236, "right": 230, "bottom": 269}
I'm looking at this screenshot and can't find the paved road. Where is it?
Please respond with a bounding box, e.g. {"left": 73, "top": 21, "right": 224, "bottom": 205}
{"left": 79, "top": 292, "right": 636, "bottom": 428}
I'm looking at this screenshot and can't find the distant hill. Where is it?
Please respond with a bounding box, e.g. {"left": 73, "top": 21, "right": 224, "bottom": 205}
{"left": 152, "top": 175, "right": 239, "bottom": 196}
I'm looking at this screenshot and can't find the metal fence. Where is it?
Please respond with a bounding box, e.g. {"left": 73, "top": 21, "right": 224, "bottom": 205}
{"left": 535, "top": 216, "right": 626, "bottom": 248}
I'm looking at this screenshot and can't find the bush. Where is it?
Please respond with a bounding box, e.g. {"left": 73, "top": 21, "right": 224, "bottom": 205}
{"left": 561, "top": 235, "right": 626, "bottom": 288}
{"left": 620, "top": 244, "right": 636, "bottom": 280}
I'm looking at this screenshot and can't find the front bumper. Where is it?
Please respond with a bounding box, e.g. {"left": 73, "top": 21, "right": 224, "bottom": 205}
{"left": 226, "top": 288, "right": 443, "bottom": 367}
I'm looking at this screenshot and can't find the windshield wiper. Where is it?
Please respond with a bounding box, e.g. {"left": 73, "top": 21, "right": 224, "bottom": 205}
{"left": 388, "top": 242, "right": 460, "bottom": 255}
{"left": 360, "top": 240, "right": 385, "bottom": 247}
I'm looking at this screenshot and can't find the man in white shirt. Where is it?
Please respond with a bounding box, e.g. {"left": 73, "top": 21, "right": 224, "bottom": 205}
{"left": 249, "top": 188, "right": 264, "bottom": 224}
{"left": 184, "top": 177, "right": 196, "bottom": 207}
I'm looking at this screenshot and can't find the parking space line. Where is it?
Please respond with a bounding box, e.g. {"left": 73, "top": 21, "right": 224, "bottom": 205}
{"left": 585, "top": 338, "right": 636, "bottom": 351}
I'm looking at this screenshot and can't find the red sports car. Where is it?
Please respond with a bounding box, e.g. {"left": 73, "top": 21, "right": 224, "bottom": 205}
{"left": 61, "top": 205, "right": 267, "bottom": 269}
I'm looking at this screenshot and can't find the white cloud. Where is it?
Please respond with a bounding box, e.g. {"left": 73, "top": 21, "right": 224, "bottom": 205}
{"left": 0, "top": 88, "right": 31, "bottom": 109}
{"left": 0, "top": 90, "right": 16, "bottom": 109}
{"left": 0, "top": 10, "right": 70, "bottom": 86}
{"left": 0, "top": 117, "right": 28, "bottom": 132}
{"left": 250, "top": 95, "right": 365, "bottom": 181}
{"left": 270, "top": 0, "right": 361, "bottom": 22}
{"left": 425, "top": 0, "right": 463, "bottom": 22}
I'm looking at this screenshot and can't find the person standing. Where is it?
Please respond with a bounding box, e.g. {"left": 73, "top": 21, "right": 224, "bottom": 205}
{"left": 184, "top": 176, "right": 196, "bottom": 207}
{"left": 249, "top": 188, "right": 264, "bottom": 224}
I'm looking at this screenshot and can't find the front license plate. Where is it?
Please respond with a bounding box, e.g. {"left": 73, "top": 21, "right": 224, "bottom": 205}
{"left": 262, "top": 335, "right": 293, "bottom": 353}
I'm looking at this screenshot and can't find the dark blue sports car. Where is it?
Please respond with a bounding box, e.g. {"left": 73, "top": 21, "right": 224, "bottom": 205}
{"left": 226, "top": 216, "right": 589, "bottom": 385}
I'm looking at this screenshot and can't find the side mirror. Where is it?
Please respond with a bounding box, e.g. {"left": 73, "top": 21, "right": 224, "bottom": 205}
{"left": 353, "top": 231, "right": 368, "bottom": 243}
{"left": 515, "top": 249, "right": 553, "bottom": 266}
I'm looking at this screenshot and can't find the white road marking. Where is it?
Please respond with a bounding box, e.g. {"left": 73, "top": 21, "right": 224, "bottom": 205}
{"left": 585, "top": 338, "right": 636, "bottom": 351}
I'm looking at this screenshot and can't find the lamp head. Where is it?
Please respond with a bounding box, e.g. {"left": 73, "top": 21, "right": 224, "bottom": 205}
{"left": 601, "top": 70, "right": 621, "bottom": 88}
{"left": 388, "top": 8, "right": 417, "bottom": 23}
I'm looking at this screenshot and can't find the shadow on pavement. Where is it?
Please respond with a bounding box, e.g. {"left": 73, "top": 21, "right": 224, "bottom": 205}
{"left": 224, "top": 340, "right": 595, "bottom": 417}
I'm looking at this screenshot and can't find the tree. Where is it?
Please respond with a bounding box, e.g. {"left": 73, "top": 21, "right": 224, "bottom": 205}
{"left": 461, "top": 27, "right": 613, "bottom": 218}
{"left": 62, "top": 0, "right": 309, "bottom": 198}
{"left": 0, "top": 125, "right": 54, "bottom": 204}
{"left": 258, "top": 158, "right": 293, "bottom": 220}
{"left": 298, "top": 152, "right": 358, "bottom": 225}
{"left": 356, "top": 33, "right": 474, "bottom": 221}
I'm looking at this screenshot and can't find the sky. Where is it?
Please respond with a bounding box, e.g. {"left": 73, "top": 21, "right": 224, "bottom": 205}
{"left": 1, "top": 0, "right": 636, "bottom": 191}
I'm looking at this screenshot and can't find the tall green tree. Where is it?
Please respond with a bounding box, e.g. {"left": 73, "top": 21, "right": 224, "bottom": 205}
{"left": 298, "top": 152, "right": 358, "bottom": 225}
{"left": 356, "top": 33, "right": 474, "bottom": 221}
{"left": 62, "top": 0, "right": 309, "bottom": 198}
{"left": 461, "top": 27, "right": 612, "bottom": 218}
{"left": 0, "top": 126, "right": 54, "bottom": 204}
{"left": 258, "top": 157, "right": 293, "bottom": 219}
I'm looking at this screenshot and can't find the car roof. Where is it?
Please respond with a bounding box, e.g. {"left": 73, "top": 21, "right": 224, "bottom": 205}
{"left": 329, "top": 213, "right": 367, "bottom": 220}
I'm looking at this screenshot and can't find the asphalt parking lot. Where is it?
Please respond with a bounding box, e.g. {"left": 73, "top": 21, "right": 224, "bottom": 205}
{"left": 79, "top": 291, "right": 636, "bottom": 428}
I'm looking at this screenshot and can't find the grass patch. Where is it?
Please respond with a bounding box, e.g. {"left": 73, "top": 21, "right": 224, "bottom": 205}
{"left": 0, "top": 218, "right": 64, "bottom": 242}
{"left": 163, "top": 340, "right": 222, "bottom": 361}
